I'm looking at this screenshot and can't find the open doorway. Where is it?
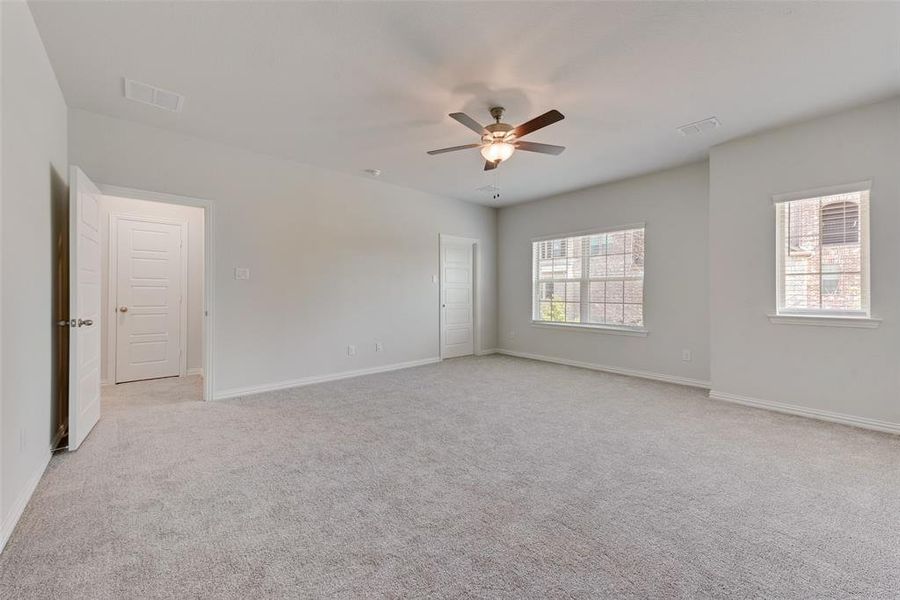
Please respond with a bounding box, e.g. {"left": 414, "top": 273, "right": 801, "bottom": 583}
{"left": 97, "top": 185, "right": 214, "bottom": 401}
{"left": 61, "top": 169, "right": 215, "bottom": 452}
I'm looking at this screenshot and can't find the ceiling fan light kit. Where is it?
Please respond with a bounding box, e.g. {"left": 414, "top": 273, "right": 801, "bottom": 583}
{"left": 481, "top": 141, "right": 515, "bottom": 163}
{"left": 427, "top": 106, "right": 565, "bottom": 171}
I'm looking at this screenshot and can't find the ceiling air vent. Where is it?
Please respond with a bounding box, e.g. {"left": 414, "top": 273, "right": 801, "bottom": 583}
{"left": 123, "top": 78, "right": 184, "bottom": 112}
{"left": 677, "top": 116, "right": 720, "bottom": 137}
{"left": 477, "top": 184, "right": 501, "bottom": 200}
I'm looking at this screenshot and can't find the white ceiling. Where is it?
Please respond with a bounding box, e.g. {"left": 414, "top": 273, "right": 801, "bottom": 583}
{"left": 30, "top": 1, "right": 900, "bottom": 206}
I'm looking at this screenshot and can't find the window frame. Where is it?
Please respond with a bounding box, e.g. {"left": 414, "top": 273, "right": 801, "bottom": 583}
{"left": 531, "top": 223, "right": 648, "bottom": 335}
{"left": 773, "top": 181, "right": 871, "bottom": 319}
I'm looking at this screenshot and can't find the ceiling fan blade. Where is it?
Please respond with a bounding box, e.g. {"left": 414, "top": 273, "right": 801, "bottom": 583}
{"left": 515, "top": 141, "right": 566, "bottom": 155}
{"left": 512, "top": 109, "right": 565, "bottom": 139}
{"left": 427, "top": 143, "right": 482, "bottom": 155}
{"left": 484, "top": 160, "right": 500, "bottom": 171}
{"left": 449, "top": 112, "right": 486, "bottom": 134}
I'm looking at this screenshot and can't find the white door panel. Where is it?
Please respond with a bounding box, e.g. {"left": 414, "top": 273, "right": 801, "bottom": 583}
{"left": 115, "top": 218, "right": 184, "bottom": 383}
{"left": 446, "top": 308, "right": 471, "bottom": 325}
{"left": 445, "top": 329, "right": 470, "bottom": 345}
{"left": 444, "top": 267, "right": 469, "bottom": 284}
{"left": 440, "top": 238, "right": 474, "bottom": 358}
{"left": 445, "top": 288, "right": 469, "bottom": 304}
{"left": 68, "top": 166, "right": 103, "bottom": 451}
{"left": 444, "top": 246, "right": 468, "bottom": 263}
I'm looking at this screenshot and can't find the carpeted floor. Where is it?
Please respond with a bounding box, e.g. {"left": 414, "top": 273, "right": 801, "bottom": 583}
{"left": 1, "top": 356, "right": 898, "bottom": 599}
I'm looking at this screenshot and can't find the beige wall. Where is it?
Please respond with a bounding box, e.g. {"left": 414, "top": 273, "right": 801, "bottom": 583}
{"left": 98, "top": 195, "right": 205, "bottom": 382}
{"left": 1, "top": 1, "right": 69, "bottom": 546}
{"left": 497, "top": 97, "right": 900, "bottom": 430}
{"left": 497, "top": 161, "right": 710, "bottom": 385}
{"left": 68, "top": 109, "right": 498, "bottom": 397}
{"left": 709, "top": 97, "right": 900, "bottom": 425}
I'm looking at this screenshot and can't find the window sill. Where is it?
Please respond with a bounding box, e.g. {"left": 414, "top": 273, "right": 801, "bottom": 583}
{"left": 531, "top": 321, "right": 648, "bottom": 337}
{"left": 766, "top": 313, "right": 881, "bottom": 329}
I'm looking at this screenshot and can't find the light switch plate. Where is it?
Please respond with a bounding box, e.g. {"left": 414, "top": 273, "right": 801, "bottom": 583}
{"left": 234, "top": 267, "right": 250, "bottom": 280}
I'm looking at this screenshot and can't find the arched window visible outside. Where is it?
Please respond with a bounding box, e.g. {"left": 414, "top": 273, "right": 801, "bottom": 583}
{"left": 821, "top": 201, "right": 860, "bottom": 246}
{"left": 776, "top": 187, "right": 869, "bottom": 315}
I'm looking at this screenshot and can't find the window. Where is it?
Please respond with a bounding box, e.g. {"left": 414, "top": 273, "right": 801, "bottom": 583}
{"left": 775, "top": 186, "right": 869, "bottom": 316}
{"left": 532, "top": 226, "right": 645, "bottom": 329}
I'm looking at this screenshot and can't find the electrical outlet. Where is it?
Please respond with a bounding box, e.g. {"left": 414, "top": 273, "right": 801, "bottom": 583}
{"left": 682, "top": 349, "right": 692, "bottom": 362}
{"left": 509, "top": 329, "right": 517, "bottom": 338}
{"left": 347, "top": 345, "right": 356, "bottom": 356}
{"left": 375, "top": 342, "right": 383, "bottom": 352}
{"left": 432, "top": 275, "right": 438, "bottom": 284}
{"left": 234, "top": 267, "right": 251, "bottom": 280}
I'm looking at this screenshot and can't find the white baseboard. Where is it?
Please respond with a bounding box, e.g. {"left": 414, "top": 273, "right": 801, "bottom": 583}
{"left": 476, "top": 348, "right": 498, "bottom": 356}
{"left": 105, "top": 369, "right": 204, "bottom": 384}
{"left": 214, "top": 357, "right": 441, "bottom": 400}
{"left": 1, "top": 451, "right": 52, "bottom": 553}
{"left": 709, "top": 390, "right": 900, "bottom": 435}
{"left": 496, "top": 349, "right": 711, "bottom": 389}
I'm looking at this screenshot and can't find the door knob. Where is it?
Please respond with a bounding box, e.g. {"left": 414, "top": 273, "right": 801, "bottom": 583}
{"left": 78, "top": 319, "right": 93, "bottom": 327}
{"left": 119, "top": 306, "right": 128, "bottom": 313}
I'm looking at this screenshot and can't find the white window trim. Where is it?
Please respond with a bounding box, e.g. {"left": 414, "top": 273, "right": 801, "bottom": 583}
{"left": 530, "top": 321, "right": 648, "bottom": 336}
{"left": 773, "top": 181, "right": 872, "bottom": 321}
{"left": 771, "top": 180, "right": 872, "bottom": 204}
{"left": 530, "top": 222, "right": 646, "bottom": 243}
{"left": 767, "top": 313, "right": 881, "bottom": 328}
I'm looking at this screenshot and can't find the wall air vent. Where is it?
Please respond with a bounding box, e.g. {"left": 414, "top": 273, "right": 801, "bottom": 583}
{"left": 123, "top": 78, "right": 185, "bottom": 112}
{"left": 677, "top": 116, "right": 720, "bottom": 137}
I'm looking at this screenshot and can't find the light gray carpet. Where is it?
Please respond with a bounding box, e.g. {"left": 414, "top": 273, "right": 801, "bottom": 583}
{"left": 2, "top": 356, "right": 898, "bottom": 599}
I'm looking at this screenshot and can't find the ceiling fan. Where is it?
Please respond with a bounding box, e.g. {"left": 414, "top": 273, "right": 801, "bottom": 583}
{"left": 427, "top": 107, "right": 565, "bottom": 170}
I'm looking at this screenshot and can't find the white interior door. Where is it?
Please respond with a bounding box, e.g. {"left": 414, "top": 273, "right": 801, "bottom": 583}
{"left": 115, "top": 217, "right": 184, "bottom": 383}
{"left": 440, "top": 238, "right": 474, "bottom": 358}
{"left": 68, "top": 166, "right": 102, "bottom": 451}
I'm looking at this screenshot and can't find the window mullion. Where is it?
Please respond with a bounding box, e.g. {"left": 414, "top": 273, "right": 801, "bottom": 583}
{"left": 580, "top": 237, "right": 589, "bottom": 324}
{"left": 818, "top": 197, "right": 823, "bottom": 310}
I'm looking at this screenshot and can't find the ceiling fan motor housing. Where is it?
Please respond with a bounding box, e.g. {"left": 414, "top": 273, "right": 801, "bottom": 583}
{"left": 483, "top": 124, "right": 514, "bottom": 143}
{"left": 484, "top": 106, "right": 514, "bottom": 143}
